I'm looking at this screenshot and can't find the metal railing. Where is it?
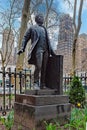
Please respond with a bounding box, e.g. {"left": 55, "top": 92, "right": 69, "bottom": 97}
{"left": 63, "top": 73, "right": 87, "bottom": 92}
{"left": 1, "top": 67, "right": 87, "bottom": 115}
{"left": 0, "top": 67, "right": 32, "bottom": 115}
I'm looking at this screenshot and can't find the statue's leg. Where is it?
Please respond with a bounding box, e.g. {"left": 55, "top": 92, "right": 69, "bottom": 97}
{"left": 34, "top": 52, "right": 43, "bottom": 89}
{"left": 40, "top": 51, "right": 48, "bottom": 89}
{"left": 34, "top": 66, "right": 39, "bottom": 86}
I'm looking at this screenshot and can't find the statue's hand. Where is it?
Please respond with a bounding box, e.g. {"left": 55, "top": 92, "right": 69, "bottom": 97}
{"left": 17, "top": 48, "right": 24, "bottom": 55}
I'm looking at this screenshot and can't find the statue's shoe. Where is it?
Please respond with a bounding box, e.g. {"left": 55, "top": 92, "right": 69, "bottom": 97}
{"left": 33, "top": 83, "right": 40, "bottom": 90}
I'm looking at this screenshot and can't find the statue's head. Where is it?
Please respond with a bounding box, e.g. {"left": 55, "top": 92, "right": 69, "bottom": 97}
{"left": 35, "top": 13, "right": 44, "bottom": 25}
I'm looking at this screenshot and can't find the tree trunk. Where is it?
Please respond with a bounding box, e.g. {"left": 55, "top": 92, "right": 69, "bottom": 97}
{"left": 16, "top": 0, "right": 31, "bottom": 70}
{"left": 72, "top": 0, "right": 83, "bottom": 75}
{"left": 16, "top": 0, "right": 31, "bottom": 90}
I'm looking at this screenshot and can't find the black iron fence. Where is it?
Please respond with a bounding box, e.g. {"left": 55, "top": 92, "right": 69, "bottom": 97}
{"left": 0, "top": 67, "right": 32, "bottom": 115}
{"left": 0, "top": 67, "right": 87, "bottom": 115}
{"left": 63, "top": 73, "right": 87, "bottom": 92}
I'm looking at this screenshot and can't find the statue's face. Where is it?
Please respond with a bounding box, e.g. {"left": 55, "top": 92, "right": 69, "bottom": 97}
{"left": 35, "top": 14, "right": 44, "bottom": 25}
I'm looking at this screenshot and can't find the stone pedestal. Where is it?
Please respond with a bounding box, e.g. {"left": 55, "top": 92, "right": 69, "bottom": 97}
{"left": 12, "top": 90, "right": 71, "bottom": 130}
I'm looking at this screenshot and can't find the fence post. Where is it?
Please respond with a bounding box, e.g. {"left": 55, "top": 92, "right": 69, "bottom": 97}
{"left": 8, "top": 68, "right": 11, "bottom": 109}
{"left": 2, "top": 67, "right": 6, "bottom": 116}
{"left": 30, "top": 69, "right": 31, "bottom": 89}
{"left": 19, "top": 71, "right": 22, "bottom": 93}
{"left": 14, "top": 68, "right": 16, "bottom": 101}
{"left": 65, "top": 74, "right": 67, "bottom": 92}
{"left": 24, "top": 69, "right": 26, "bottom": 91}
{"left": 85, "top": 73, "right": 86, "bottom": 86}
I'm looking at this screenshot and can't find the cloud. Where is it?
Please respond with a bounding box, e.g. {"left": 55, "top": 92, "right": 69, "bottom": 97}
{"left": 17, "top": 17, "right": 21, "bottom": 22}
{"left": 57, "top": 0, "right": 87, "bottom": 17}
{"left": 58, "top": 0, "right": 73, "bottom": 17}
{"left": 83, "top": 0, "right": 87, "bottom": 10}
{"left": 54, "top": 0, "right": 87, "bottom": 34}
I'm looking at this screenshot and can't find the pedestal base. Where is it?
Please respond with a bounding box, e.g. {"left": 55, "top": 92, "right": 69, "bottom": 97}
{"left": 12, "top": 90, "right": 71, "bottom": 130}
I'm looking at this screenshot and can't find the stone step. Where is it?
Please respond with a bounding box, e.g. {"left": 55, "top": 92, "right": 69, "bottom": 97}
{"left": 16, "top": 94, "right": 69, "bottom": 106}
{"left": 13, "top": 102, "right": 71, "bottom": 130}
{"left": 25, "top": 89, "right": 58, "bottom": 95}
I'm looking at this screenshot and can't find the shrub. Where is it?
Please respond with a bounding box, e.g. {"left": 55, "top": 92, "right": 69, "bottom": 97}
{"left": 69, "top": 76, "right": 85, "bottom": 107}
{"left": 44, "top": 121, "right": 61, "bottom": 130}
{"left": 65, "top": 107, "right": 87, "bottom": 130}
{"left": 0, "top": 110, "right": 14, "bottom": 130}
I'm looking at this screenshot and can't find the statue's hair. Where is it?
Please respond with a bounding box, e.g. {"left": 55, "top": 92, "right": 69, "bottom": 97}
{"left": 35, "top": 13, "right": 44, "bottom": 24}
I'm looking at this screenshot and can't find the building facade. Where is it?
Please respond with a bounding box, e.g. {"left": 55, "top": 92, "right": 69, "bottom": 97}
{"left": 57, "top": 14, "right": 74, "bottom": 74}
{"left": 76, "top": 34, "right": 87, "bottom": 73}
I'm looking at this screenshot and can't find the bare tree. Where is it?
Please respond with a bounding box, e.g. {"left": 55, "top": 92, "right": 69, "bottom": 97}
{"left": 0, "top": 0, "right": 22, "bottom": 69}
{"left": 16, "top": 0, "right": 31, "bottom": 70}
{"left": 72, "top": 0, "right": 84, "bottom": 75}
{"left": 0, "top": 0, "right": 23, "bottom": 90}
{"left": 44, "top": 0, "right": 54, "bottom": 27}
{"left": 32, "top": 0, "right": 59, "bottom": 28}
{"left": 63, "top": 0, "right": 84, "bottom": 75}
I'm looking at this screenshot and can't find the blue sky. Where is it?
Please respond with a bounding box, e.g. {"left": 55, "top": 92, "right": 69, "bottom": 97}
{"left": 0, "top": 0, "right": 86, "bottom": 50}
{"left": 80, "top": 9, "right": 87, "bottom": 34}
{"left": 57, "top": 0, "right": 87, "bottom": 34}
{"left": 0, "top": 0, "right": 9, "bottom": 10}
{"left": 0, "top": 0, "right": 87, "bottom": 35}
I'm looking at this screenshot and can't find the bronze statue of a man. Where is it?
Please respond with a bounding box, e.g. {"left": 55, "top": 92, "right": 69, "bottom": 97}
{"left": 18, "top": 13, "right": 55, "bottom": 89}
